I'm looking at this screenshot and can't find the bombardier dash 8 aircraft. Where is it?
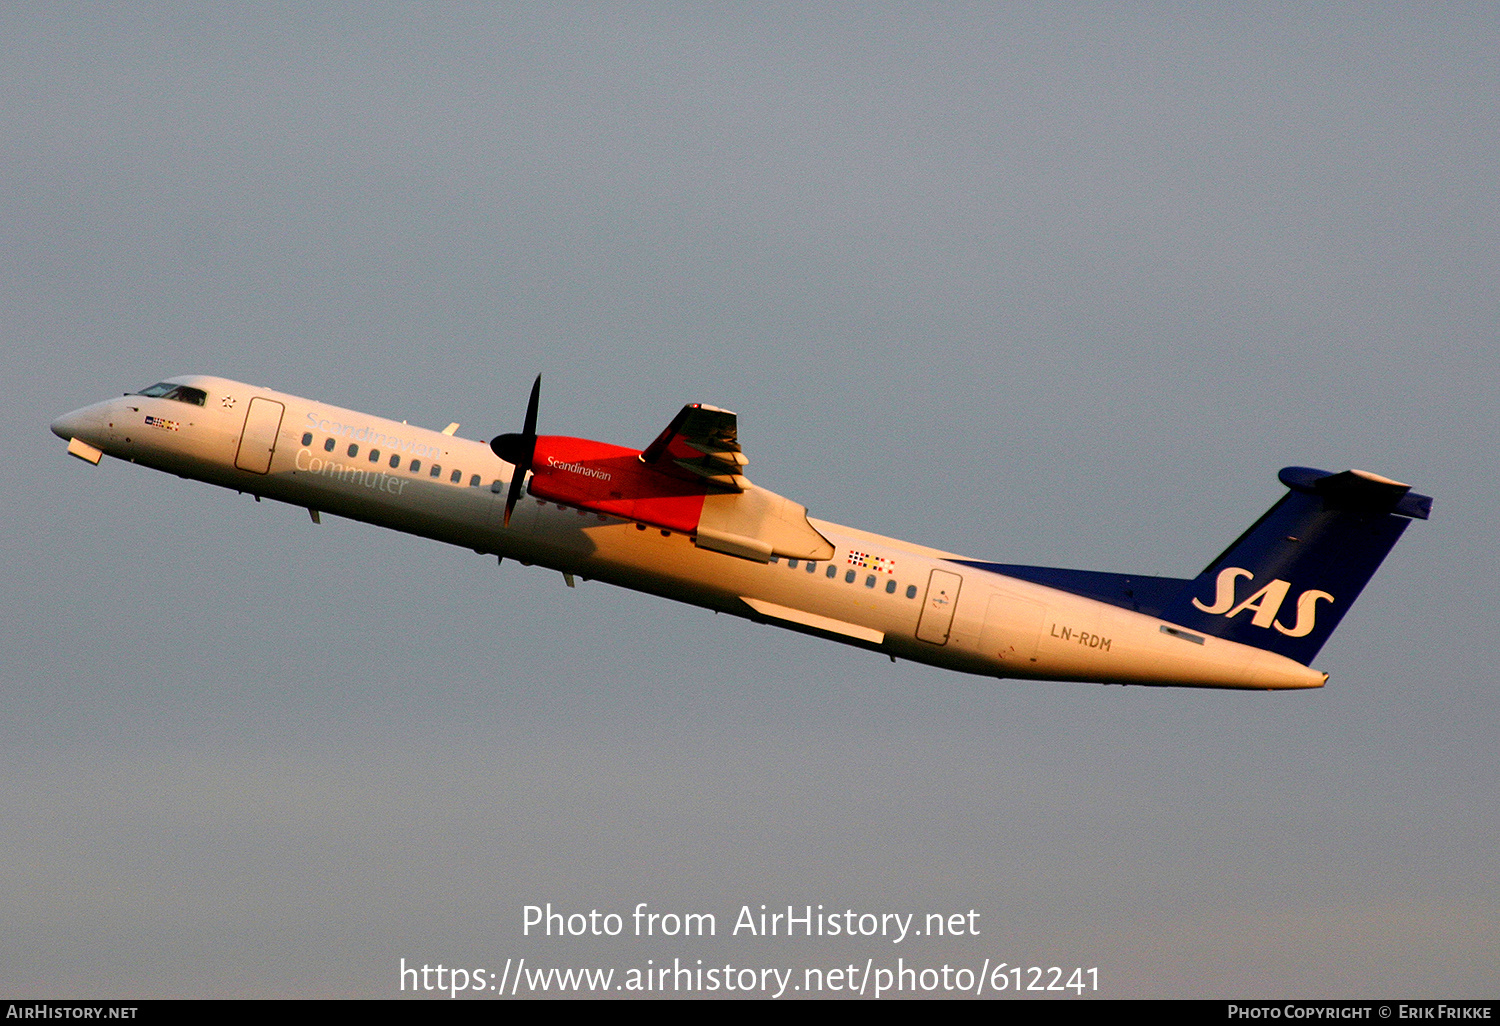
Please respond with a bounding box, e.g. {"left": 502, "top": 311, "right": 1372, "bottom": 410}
{"left": 52, "top": 376, "right": 1431, "bottom": 691}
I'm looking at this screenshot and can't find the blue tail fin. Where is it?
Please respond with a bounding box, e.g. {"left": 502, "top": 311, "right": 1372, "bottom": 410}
{"left": 1158, "top": 468, "right": 1432, "bottom": 665}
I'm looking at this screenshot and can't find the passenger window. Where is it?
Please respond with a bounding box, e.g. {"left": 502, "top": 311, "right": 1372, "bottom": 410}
{"left": 788, "top": 559, "right": 799, "bottom": 569}
{"left": 323, "top": 437, "right": 335, "bottom": 452}
{"left": 806, "top": 561, "right": 817, "bottom": 573}
{"left": 301, "top": 432, "right": 313, "bottom": 446}
{"left": 410, "top": 460, "right": 421, "bottom": 473}
{"left": 389, "top": 454, "right": 400, "bottom": 468}
{"left": 450, "top": 469, "right": 462, "bottom": 483}
{"left": 865, "top": 575, "right": 876, "bottom": 589}
{"left": 826, "top": 565, "right": 837, "bottom": 579}
{"left": 347, "top": 444, "right": 358, "bottom": 458}
{"left": 906, "top": 585, "right": 917, "bottom": 599}
{"left": 430, "top": 464, "right": 441, "bottom": 477}
{"left": 369, "top": 449, "right": 381, "bottom": 462}
{"left": 845, "top": 570, "right": 856, "bottom": 584}
{"left": 770, "top": 557, "right": 779, "bottom": 564}
{"left": 469, "top": 475, "right": 481, "bottom": 487}
{"left": 885, "top": 579, "right": 897, "bottom": 594}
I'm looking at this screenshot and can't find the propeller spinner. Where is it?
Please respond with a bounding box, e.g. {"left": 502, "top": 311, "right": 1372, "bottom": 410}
{"left": 490, "top": 374, "right": 541, "bottom": 527}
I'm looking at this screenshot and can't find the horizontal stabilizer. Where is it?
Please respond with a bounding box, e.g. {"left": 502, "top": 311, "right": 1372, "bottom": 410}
{"left": 1278, "top": 466, "right": 1432, "bottom": 520}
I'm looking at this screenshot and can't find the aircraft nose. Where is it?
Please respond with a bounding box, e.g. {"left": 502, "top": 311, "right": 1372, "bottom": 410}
{"left": 51, "top": 408, "right": 88, "bottom": 441}
{"left": 51, "top": 399, "right": 114, "bottom": 444}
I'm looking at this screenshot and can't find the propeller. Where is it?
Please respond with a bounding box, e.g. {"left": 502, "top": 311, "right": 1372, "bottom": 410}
{"left": 490, "top": 374, "right": 541, "bottom": 527}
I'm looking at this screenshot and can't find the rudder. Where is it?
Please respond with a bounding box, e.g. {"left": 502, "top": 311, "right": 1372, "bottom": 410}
{"left": 1159, "top": 467, "right": 1432, "bottom": 665}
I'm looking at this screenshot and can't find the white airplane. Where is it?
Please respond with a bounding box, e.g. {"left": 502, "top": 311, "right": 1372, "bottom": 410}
{"left": 51, "top": 375, "right": 1431, "bottom": 691}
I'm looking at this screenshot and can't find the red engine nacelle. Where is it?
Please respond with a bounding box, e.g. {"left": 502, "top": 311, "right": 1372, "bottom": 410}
{"left": 525, "top": 435, "right": 711, "bottom": 535}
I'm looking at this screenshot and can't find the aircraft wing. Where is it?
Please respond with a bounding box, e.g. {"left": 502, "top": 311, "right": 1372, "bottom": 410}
{"left": 521, "top": 400, "right": 831, "bottom": 562}
{"left": 639, "top": 404, "right": 748, "bottom": 492}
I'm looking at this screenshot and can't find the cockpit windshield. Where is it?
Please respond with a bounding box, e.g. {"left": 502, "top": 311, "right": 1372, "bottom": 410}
{"left": 135, "top": 382, "right": 207, "bottom": 406}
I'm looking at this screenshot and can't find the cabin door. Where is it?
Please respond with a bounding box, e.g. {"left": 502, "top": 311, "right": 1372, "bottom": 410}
{"left": 235, "top": 397, "right": 285, "bottom": 474}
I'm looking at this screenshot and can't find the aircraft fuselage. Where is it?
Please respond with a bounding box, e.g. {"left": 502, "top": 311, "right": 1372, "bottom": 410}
{"left": 52, "top": 375, "right": 1334, "bottom": 691}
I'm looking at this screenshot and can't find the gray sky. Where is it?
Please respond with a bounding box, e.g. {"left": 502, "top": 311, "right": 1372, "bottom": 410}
{"left": 4, "top": 3, "right": 1496, "bottom": 998}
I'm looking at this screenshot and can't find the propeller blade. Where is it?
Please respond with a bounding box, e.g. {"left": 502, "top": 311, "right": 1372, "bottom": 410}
{"left": 522, "top": 373, "right": 540, "bottom": 437}
{"left": 503, "top": 471, "right": 526, "bottom": 528}
{"left": 490, "top": 374, "right": 542, "bottom": 528}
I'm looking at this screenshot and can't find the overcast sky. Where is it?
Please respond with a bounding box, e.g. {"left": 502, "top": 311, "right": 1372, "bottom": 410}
{"left": 4, "top": 3, "right": 1496, "bottom": 999}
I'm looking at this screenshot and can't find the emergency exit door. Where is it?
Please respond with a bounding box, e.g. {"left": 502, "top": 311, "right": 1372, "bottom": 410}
{"left": 916, "top": 569, "right": 963, "bottom": 644}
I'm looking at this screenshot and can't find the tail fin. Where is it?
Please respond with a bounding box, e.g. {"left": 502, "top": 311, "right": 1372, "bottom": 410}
{"left": 1159, "top": 467, "right": 1432, "bottom": 665}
